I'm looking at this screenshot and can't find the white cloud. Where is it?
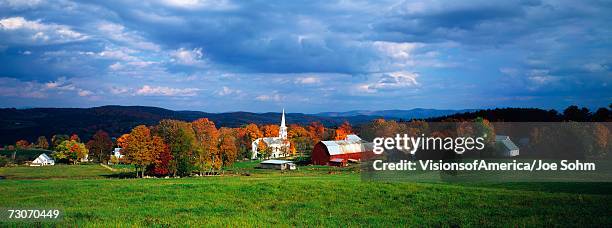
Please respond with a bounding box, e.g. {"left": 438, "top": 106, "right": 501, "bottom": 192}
{"left": 373, "top": 41, "right": 419, "bottom": 60}
{"left": 159, "top": 0, "right": 237, "bottom": 10}
{"left": 45, "top": 77, "right": 94, "bottom": 97}
{"left": 499, "top": 67, "right": 519, "bottom": 77}
{"left": 295, "top": 76, "right": 321, "bottom": 84}
{"left": 109, "top": 86, "right": 130, "bottom": 95}
{"left": 98, "top": 22, "right": 160, "bottom": 51}
{"left": 0, "top": 17, "right": 87, "bottom": 45}
{"left": 255, "top": 93, "right": 282, "bottom": 102}
{"left": 358, "top": 71, "right": 419, "bottom": 93}
{"left": 0, "top": 0, "right": 43, "bottom": 9}
{"left": 78, "top": 90, "right": 93, "bottom": 97}
{"left": 136, "top": 85, "right": 199, "bottom": 96}
{"left": 217, "top": 86, "right": 241, "bottom": 96}
{"left": 171, "top": 47, "right": 204, "bottom": 66}
{"left": 0, "top": 77, "right": 47, "bottom": 98}
{"left": 583, "top": 63, "right": 608, "bottom": 73}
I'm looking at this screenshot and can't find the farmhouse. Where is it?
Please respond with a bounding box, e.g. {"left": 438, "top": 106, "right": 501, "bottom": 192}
{"left": 495, "top": 135, "right": 519, "bottom": 157}
{"left": 312, "top": 135, "right": 374, "bottom": 166}
{"left": 251, "top": 109, "right": 290, "bottom": 159}
{"left": 259, "top": 160, "right": 296, "bottom": 170}
{"left": 112, "top": 148, "right": 123, "bottom": 158}
{"left": 30, "top": 153, "right": 55, "bottom": 166}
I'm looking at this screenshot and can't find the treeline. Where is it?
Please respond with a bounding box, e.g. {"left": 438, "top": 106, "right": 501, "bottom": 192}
{"left": 427, "top": 105, "right": 611, "bottom": 122}
{"left": 1, "top": 118, "right": 356, "bottom": 176}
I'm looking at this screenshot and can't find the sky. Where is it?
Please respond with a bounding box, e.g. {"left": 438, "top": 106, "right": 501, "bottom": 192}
{"left": 0, "top": 0, "right": 610, "bottom": 113}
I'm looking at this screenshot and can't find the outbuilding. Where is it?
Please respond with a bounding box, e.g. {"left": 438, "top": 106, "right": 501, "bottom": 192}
{"left": 495, "top": 135, "right": 520, "bottom": 157}
{"left": 30, "top": 153, "right": 55, "bottom": 166}
{"left": 259, "top": 160, "right": 296, "bottom": 170}
{"left": 311, "top": 135, "right": 373, "bottom": 166}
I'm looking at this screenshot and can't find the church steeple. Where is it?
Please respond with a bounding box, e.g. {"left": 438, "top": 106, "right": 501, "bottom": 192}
{"left": 279, "top": 109, "right": 287, "bottom": 139}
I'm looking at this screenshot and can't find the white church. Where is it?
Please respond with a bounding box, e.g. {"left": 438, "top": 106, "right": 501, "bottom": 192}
{"left": 251, "top": 109, "right": 290, "bottom": 159}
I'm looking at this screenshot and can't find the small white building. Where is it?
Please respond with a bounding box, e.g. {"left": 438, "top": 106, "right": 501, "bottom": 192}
{"left": 112, "top": 148, "right": 123, "bottom": 158}
{"left": 251, "top": 109, "right": 290, "bottom": 159}
{"left": 258, "top": 160, "right": 296, "bottom": 170}
{"left": 495, "top": 135, "right": 519, "bottom": 157}
{"left": 30, "top": 153, "right": 55, "bottom": 166}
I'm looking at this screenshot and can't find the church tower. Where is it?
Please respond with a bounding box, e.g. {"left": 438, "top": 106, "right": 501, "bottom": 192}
{"left": 279, "top": 109, "right": 287, "bottom": 139}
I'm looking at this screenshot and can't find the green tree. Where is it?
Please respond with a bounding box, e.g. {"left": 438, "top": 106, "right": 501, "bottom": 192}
{"left": 51, "top": 134, "right": 69, "bottom": 150}
{"left": 53, "top": 140, "right": 88, "bottom": 164}
{"left": 154, "top": 119, "right": 196, "bottom": 177}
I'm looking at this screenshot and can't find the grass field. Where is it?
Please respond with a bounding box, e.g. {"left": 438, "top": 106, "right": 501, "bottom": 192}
{"left": 1, "top": 163, "right": 611, "bottom": 226}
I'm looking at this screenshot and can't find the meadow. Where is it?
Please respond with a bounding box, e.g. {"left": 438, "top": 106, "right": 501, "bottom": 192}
{"left": 0, "top": 163, "right": 611, "bottom": 227}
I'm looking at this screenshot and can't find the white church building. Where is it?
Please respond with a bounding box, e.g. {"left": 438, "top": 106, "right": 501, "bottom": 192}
{"left": 251, "top": 109, "right": 291, "bottom": 159}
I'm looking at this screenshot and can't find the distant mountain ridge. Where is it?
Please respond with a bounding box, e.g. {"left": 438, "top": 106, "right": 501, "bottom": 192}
{"left": 0, "top": 105, "right": 469, "bottom": 145}
{"left": 316, "top": 108, "right": 476, "bottom": 119}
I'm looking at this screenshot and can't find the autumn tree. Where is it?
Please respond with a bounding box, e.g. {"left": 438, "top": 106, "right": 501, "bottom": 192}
{"left": 244, "top": 124, "right": 263, "bottom": 145}
{"left": 154, "top": 119, "right": 196, "bottom": 176}
{"left": 288, "top": 124, "right": 312, "bottom": 158}
{"left": 334, "top": 121, "right": 353, "bottom": 140}
{"left": 257, "top": 140, "right": 271, "bottom": 159}
{"left": 86, "top": 130, "right": 113, "bottom": 163}
{"left": 308, "top": 122, "right": 325, "bottom": 143}
{"left": 192, "top": 118, "right": 220, "bottom": 174}
{"left": 35, "top": 136, "right": 49, "bottom": 149}
{"left": 261, "top": 124, "right": 279, "bottom": 137}
{"left": 15, "top": 140, "right": 30, "bottom": 149}
{"left": 53, "top": 140, "right": 88, "bottom": 164}
{"left": 219, "top": 128, "right": 238, "bottom": 167}
{"left": 117, "top": 134, "right": 130, "bottom": 148}
{"left": 51, "top": 134, "right": 69, "bottom": 150}
{"left": 359, "top": 119, "right": 399, "bottom": 141}
{"left": 70, "top": 134, "right": 81, "bottom": 142}
{"left": 122, "top": 125, "right": 157, "bottom": 177}
{"left": 151, "top": 136, "right": 172, "bottom": 176}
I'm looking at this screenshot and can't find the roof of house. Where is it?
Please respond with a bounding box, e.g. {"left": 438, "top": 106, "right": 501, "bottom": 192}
{"left": 36, "top": 153, "right": 53, "bottom": 161}
{"left": 495, "top": 135, "right": 519, "bottom": 151}
{"left": 320, "top": 135, "right": 373, "bottom": 156}
{"left": 260, "top": 159, "right": 294, "bottom": 165}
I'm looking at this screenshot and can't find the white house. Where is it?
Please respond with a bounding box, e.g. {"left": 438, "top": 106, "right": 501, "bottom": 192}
{"left": 495, "top": 135, "right": 519, "bottom": 157}
{"left": 30, "top": 153, "right": 55, "bottom": 166}
{"left": 251, "top": 109, "right": 290, "bottom": 159}
{"left": 112, "top": 148, "right": 123, "bottom": 158}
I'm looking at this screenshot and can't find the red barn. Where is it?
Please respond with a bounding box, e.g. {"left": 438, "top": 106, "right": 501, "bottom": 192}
{"left": 311, "top": 135, "right": 374, "bottom": 166}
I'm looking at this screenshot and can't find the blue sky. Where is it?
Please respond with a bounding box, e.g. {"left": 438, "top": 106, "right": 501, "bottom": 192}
{"left": 0, "top": 0, "right": 610, "bottom": 113}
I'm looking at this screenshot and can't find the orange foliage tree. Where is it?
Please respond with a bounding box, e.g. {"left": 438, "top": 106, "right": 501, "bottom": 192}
{"left": 334, "top": 121, "right": 353, "bottom": 140}
{"left": 122, "top": 125, "right": 157, "bottom": 177}
{"left": 15, "top": 140, "right": 30, "bottom": 149}
{"left": 192, "top": 118, "right": 220, "bottom": 173}
{"left": 308, "top": 122, "right": 325, "bottom": 143}
{"left": 219, "top": 128, "right": 238, "bottom": 166}
{"left": 261, "top": 124, "right": 279, "bottom": 137}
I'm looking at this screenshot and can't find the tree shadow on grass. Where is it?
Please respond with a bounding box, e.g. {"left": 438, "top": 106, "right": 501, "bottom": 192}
{"left": 101, "top": 172, "right": 137, "bottom": 179}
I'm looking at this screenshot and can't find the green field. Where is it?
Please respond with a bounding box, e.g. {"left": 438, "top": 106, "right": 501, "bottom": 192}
{"left": 1, "top": 163, "right": 611, "bottom": 226}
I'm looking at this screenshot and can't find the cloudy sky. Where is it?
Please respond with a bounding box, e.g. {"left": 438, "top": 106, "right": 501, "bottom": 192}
{"left": 0, "top": 0, "right": 610, "bottom": 113}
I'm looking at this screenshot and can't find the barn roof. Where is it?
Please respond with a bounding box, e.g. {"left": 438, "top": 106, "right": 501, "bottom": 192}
{"left": 320, "top": 135, "right": 373, "bottom": 156}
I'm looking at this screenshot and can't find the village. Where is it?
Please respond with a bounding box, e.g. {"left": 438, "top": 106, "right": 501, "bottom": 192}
{"left": 1, "top": 109, "right": 527, "bottom": 175}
